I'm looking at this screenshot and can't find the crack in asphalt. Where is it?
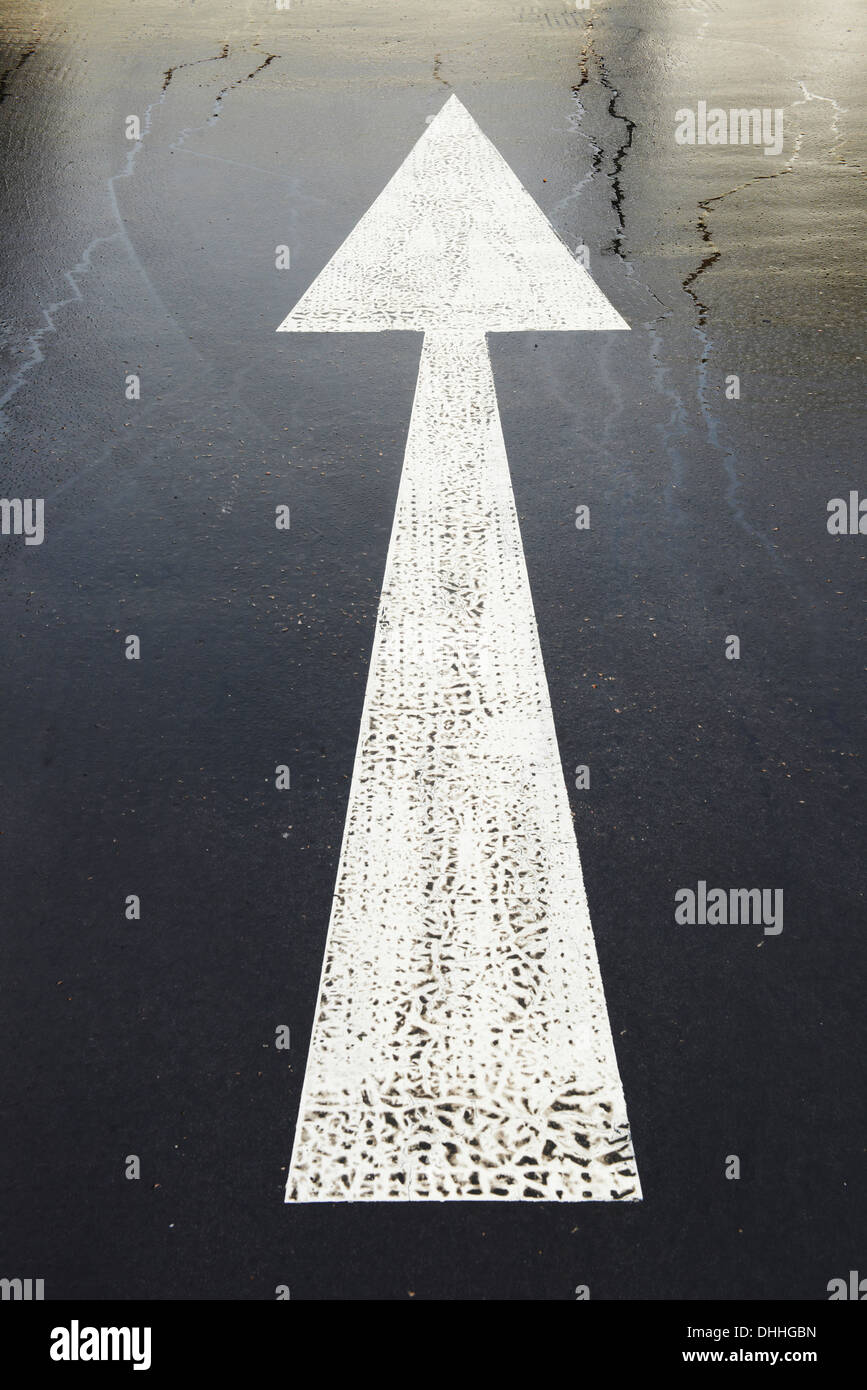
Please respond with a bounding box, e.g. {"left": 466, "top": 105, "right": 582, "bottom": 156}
{"left": 170, "top": 52, "right": 278, "bottom": 151}
{"left": 683, "top": 82, "right": 860, "bottom": 325}
{"left": 564, "top": 17, "right": 635, "bottom": 260}
{"left": 163, "top": 42, "right": 229, "bottom": 93}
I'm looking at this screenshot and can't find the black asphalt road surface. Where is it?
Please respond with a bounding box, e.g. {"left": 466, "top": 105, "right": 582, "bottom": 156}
{"left": 0, "top": 0, "right": 864, "bottom": 1301}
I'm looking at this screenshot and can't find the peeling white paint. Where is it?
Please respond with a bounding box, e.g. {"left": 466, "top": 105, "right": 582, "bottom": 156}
{"left": 278, "top": 95, "right": 629, "bottom": 334}
{"left": 281, "top": 97, "right": 639, "bottom": 1202}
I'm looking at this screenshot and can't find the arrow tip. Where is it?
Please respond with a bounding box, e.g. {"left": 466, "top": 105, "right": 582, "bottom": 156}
{"left": 278, "top": 98, "right": 630, "bottom": 333}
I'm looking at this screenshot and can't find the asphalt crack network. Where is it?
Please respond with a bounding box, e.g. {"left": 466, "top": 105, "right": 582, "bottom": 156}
{"left": 163, "top": 42, "right": 229, "bottom": 93}
{"left": 563, "top": 17, "right": 856, "bottom": 560}
{"left": 563, "top": 15, "right": 780, "bottom": 555}
{"left": 556, "top": 19, "right": 843, "bottom": 729}
{"left": 170, "top": 51, "right": 278, "bottom": 150}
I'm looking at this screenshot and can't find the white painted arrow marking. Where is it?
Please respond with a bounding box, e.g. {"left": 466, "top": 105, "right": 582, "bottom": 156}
{"left": 278, "top": 95, "right": 628, "bottom": 333}
{"left": 280, "top": 96, "right": 640, "bottom": 1201}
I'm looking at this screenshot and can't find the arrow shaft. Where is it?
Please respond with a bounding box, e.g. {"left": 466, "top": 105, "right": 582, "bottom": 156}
{"left": 287, "top": 331, "right": 639, "bottom": 1201}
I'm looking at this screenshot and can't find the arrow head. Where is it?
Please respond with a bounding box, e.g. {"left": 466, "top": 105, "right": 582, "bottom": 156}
{"left": 278, "top": 95, "right": 629, "bottom": 333}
